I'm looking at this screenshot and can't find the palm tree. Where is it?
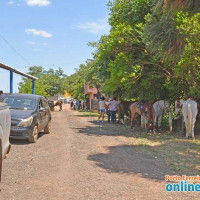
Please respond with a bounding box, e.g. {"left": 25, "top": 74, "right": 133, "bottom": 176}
{"left": 145, "top": 0, "right": 200, "bottom": 60}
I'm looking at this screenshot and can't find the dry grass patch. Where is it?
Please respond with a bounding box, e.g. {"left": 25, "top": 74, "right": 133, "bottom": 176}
{"left": 128, "top": 132, "right": 200, "bottom": 175}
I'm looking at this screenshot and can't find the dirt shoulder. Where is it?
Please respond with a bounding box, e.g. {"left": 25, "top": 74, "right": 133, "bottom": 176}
{"left": 1, "top": 105, "right": 199, "bottom": 200}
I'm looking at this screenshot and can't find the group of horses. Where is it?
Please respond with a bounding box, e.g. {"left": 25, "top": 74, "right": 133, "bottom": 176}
{"left": 117, "top": 99, "right": 199, "bottom": 139}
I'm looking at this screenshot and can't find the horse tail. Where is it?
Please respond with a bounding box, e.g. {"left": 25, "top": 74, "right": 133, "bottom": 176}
{"left": 188, "top": 103, "right": 192, "bottom": 135}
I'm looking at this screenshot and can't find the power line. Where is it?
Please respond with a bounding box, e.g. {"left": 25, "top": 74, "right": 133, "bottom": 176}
{"left": 42, "top": 61, "right": 87, "bottom": 66}
{"left": 0, "top": 33, "right": 32, "bottom": 66}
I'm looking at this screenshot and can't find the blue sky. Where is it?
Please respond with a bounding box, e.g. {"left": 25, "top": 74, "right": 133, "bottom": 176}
{"left": 0, "top": 0, "right": 110, "bottom": 92}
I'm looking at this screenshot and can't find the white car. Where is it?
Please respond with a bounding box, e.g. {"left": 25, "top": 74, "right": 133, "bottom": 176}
{"left": 0, "top": 102, "right": 11, "bottom": 182}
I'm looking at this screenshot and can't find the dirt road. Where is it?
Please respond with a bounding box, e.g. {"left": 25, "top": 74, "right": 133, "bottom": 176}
{"left": 0, "top": 105, "right": 199, "bottom": 200}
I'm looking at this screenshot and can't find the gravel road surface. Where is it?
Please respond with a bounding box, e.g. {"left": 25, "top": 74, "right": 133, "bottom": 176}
{"left": 0, "top": 105, "right": 199, "bottom": 200}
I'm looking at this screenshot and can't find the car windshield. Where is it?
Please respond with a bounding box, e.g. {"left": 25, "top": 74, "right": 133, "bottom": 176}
{"left": 3, "top": 96, "right": 37, "bottom": 110}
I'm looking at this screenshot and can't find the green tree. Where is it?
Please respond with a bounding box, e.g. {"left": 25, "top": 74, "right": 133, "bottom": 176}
{"left": 65, "top": 64, "right": 91, "bottom": 100}
{"left": 18, "top": 66, "right": 67, "bottom": 97}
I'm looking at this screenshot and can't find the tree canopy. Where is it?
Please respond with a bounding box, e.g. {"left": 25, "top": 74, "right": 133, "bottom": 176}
{"left": 18, "top": 66, "right": 67, "bottom": 97}
{"left": 66, "top": 0, "right": 200, "bottom": 102}
{"left": 20, "top": 0, "right": 200, "bottom": 102}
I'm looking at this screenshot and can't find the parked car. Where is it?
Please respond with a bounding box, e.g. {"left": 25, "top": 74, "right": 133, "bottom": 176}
{"left": 0, "top": 102, "right": 11, "bottom": 182}
{"left": 2, "top": 94, "right": 51, "bottom": 143}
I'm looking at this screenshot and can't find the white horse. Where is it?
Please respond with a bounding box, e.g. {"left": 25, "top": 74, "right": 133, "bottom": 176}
{"left": 175, "top": 100, "right": 198, "bottom": 138}
{"left": 153, "top": 100, "right": 172, "bottom": 132}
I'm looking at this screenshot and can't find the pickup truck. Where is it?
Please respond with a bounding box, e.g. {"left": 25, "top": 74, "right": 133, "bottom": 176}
{"left": 0, "top": 102, "right": 11, "bottom": 182}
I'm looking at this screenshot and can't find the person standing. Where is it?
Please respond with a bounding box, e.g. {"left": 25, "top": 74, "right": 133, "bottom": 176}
{"left": 0, "top": 91, "right": 5, "bottom": 101}
{"left": 81, "top": 100, "right": 85, "bottom": 110}
{"left": 73, "top": 99, "right": 77, "bottom": 110}
{"left": 70, "top": 101, "right": 73, "bottom": 109}
{"left": 105, "top": 97, "right": 111, "bottom": 123}
{"left": 77, "top": 100, "right": 80, "bottom": 110}
{"left": 109, "top": 97, "right": 119, "bottom": 123}
{"left": 59, "top": 100, "right": 63, "bottom": 111}
{"left": 97, "top": 97, "right": 106, "bottom": 123}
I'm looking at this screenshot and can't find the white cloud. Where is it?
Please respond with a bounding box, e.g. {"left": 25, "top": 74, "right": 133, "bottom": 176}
{"left": 25, "top": 28, "right": 52, "bottom": 38}
{"left": 76, "top": 18, "right": 110, "bottom": 35}
{"left": 26, "top": 0, "right": 51, "bottom": 7}
{"left": 26, "top": 41, "right": 35, "bottom": 45}
{"left": 8, "top": 1, "right": 14, "bottom": 4}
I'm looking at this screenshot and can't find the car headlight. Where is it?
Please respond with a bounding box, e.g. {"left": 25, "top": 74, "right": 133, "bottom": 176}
{"left": 18, "top": 116, "right": 33, "bottom": 127}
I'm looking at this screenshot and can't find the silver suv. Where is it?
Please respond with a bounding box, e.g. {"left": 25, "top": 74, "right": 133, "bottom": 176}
{"left": 0, "top": 102, "right": 11, "bottom": 182}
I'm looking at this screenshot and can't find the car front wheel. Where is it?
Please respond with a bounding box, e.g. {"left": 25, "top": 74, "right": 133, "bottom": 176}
{"left": 28, "top": 125, "right": 38, "bottom": 143}
{"left": 44, "top": 120, "right": 51, "bottom": 134}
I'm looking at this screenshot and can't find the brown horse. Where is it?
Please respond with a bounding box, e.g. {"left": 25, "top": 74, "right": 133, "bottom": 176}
{"left": 130, "top": 102, "right": 154, "bottom": 130}
{"left": 118, "top": 101, "right": 133, "bottom": 124}
{"left": 53, "top": 100, "right": 63, "bottom": 111}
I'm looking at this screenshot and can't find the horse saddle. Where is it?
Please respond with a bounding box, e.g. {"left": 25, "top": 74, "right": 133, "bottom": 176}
{"left": 135, "top": 102, "right": 146, "bottom": 113}
{"left": 136, "top": 102, "right": 152, "bottom": 114}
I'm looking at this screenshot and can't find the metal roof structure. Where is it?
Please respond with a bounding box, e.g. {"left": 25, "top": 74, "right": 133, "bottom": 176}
{"left": 0, "top": 62, "right": 38, "bottom": 80}
{"left": 0, "top": 62, "right": 38, "bottom": 94}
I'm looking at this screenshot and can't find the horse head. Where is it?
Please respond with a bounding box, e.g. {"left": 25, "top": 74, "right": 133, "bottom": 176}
{"left": 175, "top": 99, "right": 184, "bottom": 119}
{"left": 162, "top": 100, "right": 170, "bottom": 112}
{"left": 138, "top": 102, "right": 154, "bottom": 131}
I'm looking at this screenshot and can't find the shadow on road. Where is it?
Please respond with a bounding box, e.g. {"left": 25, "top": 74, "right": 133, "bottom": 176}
{"left": 75, "top": 119, "right": 200, "bottom": 179}
{"left": 74, "top": 121, "right": 137, "bottom": 137}
{"left": 88, "top": 144, "right": 176, "bottom": 181}
{"left": 10, "top": 139, "right": 30, "bottom": 145}
{"left": 10, "top": 131, "right": 46, "bottom": 145}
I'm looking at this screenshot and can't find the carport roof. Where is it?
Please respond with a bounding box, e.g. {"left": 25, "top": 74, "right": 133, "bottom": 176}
{"left": 0, "top": 62, "right": 38, "bottom": 80}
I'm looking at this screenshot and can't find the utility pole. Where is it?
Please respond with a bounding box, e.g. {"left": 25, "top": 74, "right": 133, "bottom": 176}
{"left": 84, "top": 79, "right": 86, "bottom": 110}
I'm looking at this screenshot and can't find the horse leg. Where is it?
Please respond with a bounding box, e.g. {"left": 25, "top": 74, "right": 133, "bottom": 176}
{"left": 183, "top": 115, "right": 188, "bottom": 138}
{"left": 192, "top": 120, "right": 195, "bottom": 139}
{"left": 181, "top": 117, "right": 184, "bottom": 134}
{"left": 145, "top": 114, "right": 149, "bottom": 131}
{"left": 169, "top": 111, "right": 172, "bottom": 132}
{"left": 192, "top": 110, "right": 198, "bottom": 139}
{"left": 131, "top": 112, "right": 135, "bottom": 129}
{"left": 117, "top": 111, "right": 120, "bottom": 123}
{"left": 121, "top": 115, "right": 125, "bottom": 125}
{"left": 154, "top": 114, "right": 158, "bottom": 131}
{"left": 158, "top": 114, "right": 162, "bottom": 130}
{"left": 141, "top": 115, "right": 145, "bottom": 129}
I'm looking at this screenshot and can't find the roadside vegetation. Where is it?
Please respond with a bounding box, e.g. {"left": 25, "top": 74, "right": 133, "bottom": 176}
{"left": 78, "top": 110, "right": 99, "bottom": 117}
{"left": 129, "top": 131, "right": 200, "bottom": 174}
